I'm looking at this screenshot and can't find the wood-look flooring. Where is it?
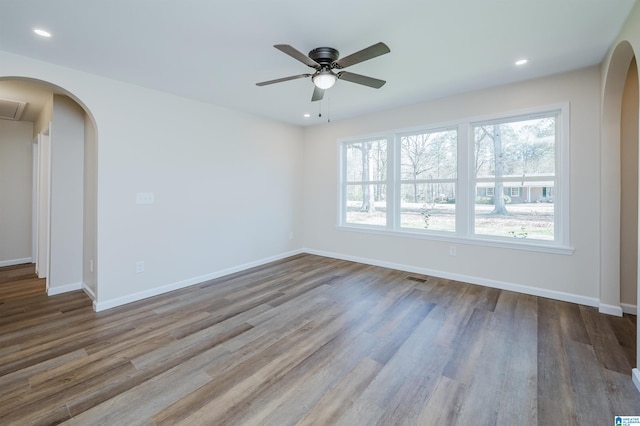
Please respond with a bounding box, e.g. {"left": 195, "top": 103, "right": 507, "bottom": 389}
{"left": 0, "top": 254, "right": 638, "bottom": 425}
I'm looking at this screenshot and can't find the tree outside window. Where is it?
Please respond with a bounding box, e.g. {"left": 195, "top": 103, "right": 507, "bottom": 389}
{"left": 473, "top": 115, "right": 556, "bottom": 240}
{"left": 399, "top": 129, "right": 457, "bottom": 231}
{"left": 343, "top": 139, "right": 387, "bottom": 226}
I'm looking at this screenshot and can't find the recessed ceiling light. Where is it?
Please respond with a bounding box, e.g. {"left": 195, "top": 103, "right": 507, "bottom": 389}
{"left": 303, "top": 113, "right": 311, "bottom": 118}
{"left": 33, "top": 29, "right": 52, "bottom": 38}
{"left": 515, "top": 59, "right": 528, "bottom": 66}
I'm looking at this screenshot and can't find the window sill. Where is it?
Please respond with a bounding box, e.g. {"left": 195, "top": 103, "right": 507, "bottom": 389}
{"left": 336, "top": 224, "right": 574, "bottom": 255}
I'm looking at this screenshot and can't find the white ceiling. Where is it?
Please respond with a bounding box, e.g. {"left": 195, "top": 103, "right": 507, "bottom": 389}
{"left": 0, "top": 0, "right": 636, "bottom": 126}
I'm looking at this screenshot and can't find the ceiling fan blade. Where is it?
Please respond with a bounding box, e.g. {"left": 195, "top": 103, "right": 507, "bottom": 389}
{"left": 256, "top": 74, "right": 312, "bottom": 86}
{"left": 311, "top": 86, "right": 325, "bottom": 102}
{"left": 337, "top": 71, "right": 386, "bottom": 89}
{"left": 274, "top": 44, "right": 320, "bottom": 68}
{"left": 334, "top": 42, "right": 390, "bottom": 69}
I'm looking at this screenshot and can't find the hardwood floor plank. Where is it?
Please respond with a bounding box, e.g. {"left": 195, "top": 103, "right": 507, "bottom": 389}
{"left": 0, "top": 362, "right": 136, "bottom": 425}
{"left": 131, "top": 321, "right": 253, "bottom": 372}
{"left": 537, "top": 298, "right": 579, "bottom": 426}
{"left": 189, "top": 294, "right": 379, "bottom": 426}
{"left": 0, "top": 349, "right": 88, "bottom": 403}
{"left": 417, "top": 376, "right": 467, "bottom": 425}
{"left": 607, "top": 314, "right": 637, "bottom": 369}
{"left": 153, "top": 306, "right": 345, "bottom": 425}
{"left": 207, "top": 297, "right": 381, "bottom": 426}
{"left": 581, "top": 305, "right": 633, "bottom": 374}
{"left": 372, "top": 321, "right": 452, "bottom": 426}
{"left": 297, "top": 357, "right": 384, "bottom": 426}
{"left": 496, "top": 293, "right": 538, "bottom": 425}
{"left": 421, "top": 278, "right": 469, "bottom": 321}
{"left": 65, "top": 369, "right": 212, "bottom": 425}
{"left": 245, "top": 331, "right": 379, "bottom": 426}
{"left": 0, "top": 343, "right": 20, "bottom": 357}
{"left": 0, "top": 255, "right": 635, "bottom": 424}
{"left": 602, "top": 367, "right": 640, "bottom": 416}
{"left": 441, "top": 308, "right": 492, "bottom": 383}
{"left": 564, "top": 339, "right": 615, "bottom": 426}
{"left": 456, "top": 291, "right": 534, "bottom": 425}
{"left": 0, "top": 263, "right": 37, "bottom": 286}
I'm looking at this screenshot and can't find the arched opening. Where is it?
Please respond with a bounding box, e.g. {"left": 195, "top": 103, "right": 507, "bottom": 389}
{"left": 601, "top": 41, "right": 635, "bottom": 313}
{"left": 0, "top": 77, "right": 98, "bottom": 302}
{"left": 601, "top": 40, "right": 640, "bottom": 390}
{"left": 621, "top": 58, "right": 639, "bottom": 315}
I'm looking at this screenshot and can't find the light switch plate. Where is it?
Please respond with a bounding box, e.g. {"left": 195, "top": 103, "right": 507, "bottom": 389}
{"left": 136, "top": 192, "right": 155, "bottom": 204}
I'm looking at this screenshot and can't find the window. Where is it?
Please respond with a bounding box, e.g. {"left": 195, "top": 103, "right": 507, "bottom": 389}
{"left": 399, "top": 129, "right": 457, "bottom": 232}
{"left": 473, "top": 113, "right": 557, "bottom": 241}
{"left": 338, "top": 105, "right": 569, "bottom": 252}
{"left": 342, "top": 139, "right": 388, "bottom": 227}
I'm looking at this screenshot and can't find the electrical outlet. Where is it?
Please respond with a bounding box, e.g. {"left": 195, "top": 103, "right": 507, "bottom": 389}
{"left": 136, "top": 261, "right": 145, "bottom": 273}
{"left": 449, "top": 246, "right": 457, "bottom": 256}
{"left": 289, "top": 232, "right": 294, "bottom": 240}
{"left": 89, "top": 259, "right": 94, "bottom": 273}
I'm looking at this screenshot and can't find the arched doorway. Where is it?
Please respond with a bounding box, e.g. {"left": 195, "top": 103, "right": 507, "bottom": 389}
{"left": 621, "top": 58, "right": 638, "bottom": 315}
{"left": 601, "top": 40, "right": 640, "bottom": 390}
{"left": 0, "top": 77, "right": 98, "bottom": 302}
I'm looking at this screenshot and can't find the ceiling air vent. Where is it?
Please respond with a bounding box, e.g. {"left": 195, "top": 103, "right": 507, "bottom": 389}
{"left": 0, "top": 98, "right": 27, "bottom": 121}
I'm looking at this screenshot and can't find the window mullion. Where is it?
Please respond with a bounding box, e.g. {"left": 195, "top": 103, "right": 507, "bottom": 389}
{"left": 389, "top": 134, "right": 399, "bottom": 230}
{"left": 457, "top": 124, "right": 471, "bottom": 237}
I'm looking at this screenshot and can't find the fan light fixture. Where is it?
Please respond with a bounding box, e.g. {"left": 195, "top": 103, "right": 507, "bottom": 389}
{"left": 313, "top": 70, "right": 337, "bottom": 89}
{"left": 256, "top": 42, "right": 390, "bottom": 102}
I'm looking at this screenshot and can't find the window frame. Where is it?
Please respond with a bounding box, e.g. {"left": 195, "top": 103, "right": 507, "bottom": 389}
{"left": 339, "top": 137, "right": 391, "bottom": 229}
{"left": 337, "top": 103, "right": 572, "bottom": 255}
{"left": 396, "top": 126, "right": 458, "bottom": 233}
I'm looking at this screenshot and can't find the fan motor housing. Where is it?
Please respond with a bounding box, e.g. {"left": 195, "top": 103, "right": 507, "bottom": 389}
{"left": 308, "top": 47, "right": 339, "bottom": 66}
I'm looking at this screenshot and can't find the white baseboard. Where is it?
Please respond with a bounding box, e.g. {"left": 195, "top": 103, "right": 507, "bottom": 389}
{"left": 621, "top": 303, "right": 637, "bottom": 315}
{"left": 0, "top": 257, "right": 33, "bottom": 268}
{"left": 82, "top": 283, "right": 96, "bottom": 301}
{"left": 81, "top": 247, "right": 637, "bottom": 316}
{"left": 599, "top": 303, "right": 624, "bottom": 317}
{"left": 303, "top": 248, "right": 601, "bottom": 309}
{"left": 47, "top": 282, "right": 82, "bottom": 296}
{"left": 633, "top": 369, "right": 640, "bottom": 394}
{"left": 94, "top": 249, "right": 304, "bottom": 312}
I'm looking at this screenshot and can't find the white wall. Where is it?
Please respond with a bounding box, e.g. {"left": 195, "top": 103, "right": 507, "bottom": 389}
{"left": 92, "top": 83, "right": 304, "bottom": 308}
{"left": 48, "top": 95, "right": 85, "bottom": 293}
{"left": 620, "top": 58, "right": 638, "bottom": 307}
{"left": 0, "top": 119, "right": 33, "bottom": 266}
{"left": 0, "top": 51, "right": 304, "bottom": 309}
{"left": 601, "top": 0, "right": 640, "bottom": 388}
{"left": 303, "top": 67, "right": 601, "bottom": 304}
{"left": 83, "top": 113, "right": 98, "bottom": 297}
{"left": 33, "top": 95, "right": 53, "bottom": 136}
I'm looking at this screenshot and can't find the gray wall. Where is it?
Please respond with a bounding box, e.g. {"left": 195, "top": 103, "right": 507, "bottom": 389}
{"left": 48, "top": 95, "right": 84, "bottom": 291}
{"left": 0, "top": 119, "right": 33, "bottom": 265}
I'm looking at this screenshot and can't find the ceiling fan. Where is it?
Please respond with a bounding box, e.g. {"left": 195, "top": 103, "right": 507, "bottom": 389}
{"left": 256, "top": 42, "right": 390, "bottom": 102}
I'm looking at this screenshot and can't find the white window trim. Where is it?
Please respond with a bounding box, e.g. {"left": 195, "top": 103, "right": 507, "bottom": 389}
{"left": 396, "top": 126, "right": 458, "bottom": 233}
{"left": 338, "top": 136, "right": 391, "bottom": 229}
{"left": 337, "top": 102, "right": 572, "bottom": 255}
